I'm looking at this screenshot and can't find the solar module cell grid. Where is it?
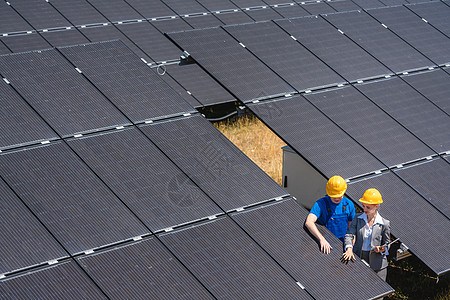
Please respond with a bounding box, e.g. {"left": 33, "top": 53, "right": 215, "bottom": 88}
{"left": 300, "top": 1, "right": 337, "bottom": 15}
{"left": 124, "top": 0, "right": 177, "bottom": 19}
{"left": 230, "top": 0, "right": 268, "bottom": 9}
{"left": 326, "top": 0, "right": 361, "bottom": 12}
{"left": 324, "top": 11, "right": 435, "bottom": 73}
{"left": 0, "top": 1, "right": 33, "bottom": 35}
{"left": 159, "top": 217, "right": 313, "bottom": 299}
{"left": 0, "top": 178, "right": 67, "bottom": 275}
{"left": 0, "top": 41, "right": 11, "bottom": 55}
{"left": 8, "top": 0, "right": 71, "bottom": 31}
{"left": 243, "top": 7, "right": 283, "bottom": 21}
{"left": 0, "top": 79, "right": 58, "bottom": 151}
{"left": 214, "top": 10, "right": 255, "bottom": 25}
{"left": 140, "top": 114, "right": 288, "bottom": 211}
{"left": 183, "top": 14, "right": 224, "bottom": 29}
{"left": 273, "top": 4, "right": 310, "bottom": 18}
{"left": 406, "top": 1, "right": 450, "bottom": 37}
{"left": 168, "top": 27, "right": 295, "bottom": 102}
{"left": 347, "top": 172, "right": 450, "bottom": 275}
{"left": 195, "top": 0, "right": 239, "bottom": 11}
{"left": 77, "top": 238, "right": 214, "bottom": 299}
{"left": 367, "top": 6, "right": 450, "bottom": 66}
{"left": 0, "top": 33, "right": 51, "bottom": 53}
{"left": 49, "top": 0, "right": 108, "bottom": 26}
{"left": 67, "top": 128, "right": 221, "bottom": 232}
{"left": 86, "top": 0, "right": 143, "bottom": 22}
{"left": 60, "top": 40, "right": 195, "bottom": 123}
{"left": 224, "top": 21, "right": 345, "bottom": 92}
{"left": 151, "top": 17, "right": 193, "bottom": 33}
{"left": 355, "top": 77, "right": 450, "bottom": 154}
{"left": 305, "top": 85, "right": 434, "bottom": 167}
{"left": 394, "top": 158, "right": 450, "bottom": 218}
{"left": 0, "top": 49, "right": 130, "bottom": 138}
{"left": 40, "top": 28, "right": 90, "bottom": 48}
{"left": 0, "top": 261, "right": 107, "bottom": 299}
{"left": 231, "top": 199, "right": 394, "bottom": 300}
{"left": 275, "top": 16, "right": 391, "bottom": 82}
{"left": 401, "top": 69, "right": 450, "bottom": 115}
{"left": 0, "top": 142, "right": 149, "bottom": 255}
{"left": 161, "top": 0, "right": 209, "bottom": 15}
{"left": 351, "top": 0, "right": 386, "bottom": 9}
{"left": 247, "top": 95, "right": 385, "bottom": 179}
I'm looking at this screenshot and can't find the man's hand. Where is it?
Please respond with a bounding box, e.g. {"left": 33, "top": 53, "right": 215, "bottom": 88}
{"left": 320, "top": 238, "right": 333, "bottom": 254}
{"left": 341, "top": 248, "right": 355, "bottom": 262}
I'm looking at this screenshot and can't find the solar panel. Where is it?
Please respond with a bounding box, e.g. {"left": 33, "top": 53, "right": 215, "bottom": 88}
{"left": 77, "top": 238, "right": 214, "bottom": 299}
{"left": 140, "top": 114, "right": 288, "bottom": 211}
{"left": 60, "top": 40, "right": 195, "bottom": 123}
{"left": 0, "top": 178, "right": 67, "bottom": 275}
{"left": 347, "top": 172, "right": 450, "bottom": 275}
{"left": 394, "top": 158, "right": 450, "bottom": 218}
{"left": 300, "top": 1, "right": 337, "bottom": 15}
{"left": 350, "top": 0, "right": 386, "bottom": 9}
{"left": 445, "top": 154, "right": 450, "bottom": 164}
{"left": 305, "top": 85, "right": 434, "bottom": 167}
{"left": 195, "top": 0, "right": 239, "bottom": 12}
{"left": 80, "top": 24, "right": 150, "bottom": 61}
{"left": 0, "top": 41, "right": 11, "bottom": 54}
{"left": 247, "top": 95, "right": 385, "bottom": 179}
{"left": 87, "top": 0, "right": 143, "bottom": 23}
{"left": 224, "top": 21, "right": 345, "bottom": 92}
{"left": 0, "top": 1, "right": 33, "bottom": 34}
{"left": 272, "top": 4, "right": 310, "bottom": 18}
{"left": 401, "top": 69, "right": 450, "bottom": 115}
{"left": 367, "top": 6, "right": 450, "bottom": 66}
{"left": 168, "top": 27, "right": 295, "bottom": 102}
{"left": 231, "top": 199, "right": 395, "bottom": 300}
{"left": 115, "top": 21, "right": 181, "bottom": 62}
{"left": 355, "top": 77, "right": 450, "bottom": 154}
{"left": 151, "top": 17, "right": 193, "bottom": 33}
{"left": 1, "top": 260, "right": 107, "bottom": 299}
{"left": 275, "top": 16, "right": 391, "bottom": 82}
{"left": 379, "top": 0, "right": 409, "bottom": 5}
{"left": 406, "top": 2, "right": 450, "bottom": 37}
{"left": 183, "top": 14, "right": 224, "bottom": 29}
{"left": 214, "top": 10, "right": 254, "bottom": 25}
{"left": 124, "top": 0, "right": 177, "bottom": 19}
{"left": 40, "top": 28, "right": 90, "bottom": 48}
{"left": 8, "top": 0, "right": 71, "bottom": 31}
{"left": 0, "top": 142, "right": 149, "bottom": 255}
{"left": 230, "top": 0, "right": 268, "bottom": 9}
{"left": 161, "top": 0, "right": 208, "bottom": 15}
{"left": 67, "top": 128, "right": 221, "bottom": 232}
{"left": 324, "top": 11, "right": 435, "bottom": 73}
{"left": 158, "top": 217, "right": 313, "bottom": 299}
{"left": 0, "top": 33, "right": 51, "bottom": 53}
{"left": 49, "top": 0, "right": 108, "bottom": 26}
{"left": 243, "top": 7, "right": 283, "bottom": 21}
{"left": 0, "top": 79, "right": 58, "bottom": 151}
{"left": 0, "top": 49, "right": 130, "bottom": 138}
{"left": 165, "top": 63, "right": 237, "bottom": 106}
{"left": 326, "top": 0, "right": 361, "bottom": 12}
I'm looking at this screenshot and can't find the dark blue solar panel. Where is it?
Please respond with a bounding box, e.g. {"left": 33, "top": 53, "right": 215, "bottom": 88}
{"left": 41, "top": 28, "right": 90, "bottom": 48}
{"left": 214, "top": 10, "right": 254, "bottom": 25}
{"left": 367, "top": 6, "right": 450, "bottom": 66}
{"left": 394, "top": 158, "right": 450, "bottom": 218}
{"left": 351, "top": 0, "right": 386, "bottom": 9}
{"left": 0, "top": 142, "right": 149, "bottom": 255}
{"left": 305, "top": 85, "right": 433, "bottom": 167}
{"left": 8, "top": 0, "right": 71, "bottom": 31}
{"left": 183, "top": 14, "right": 224, "bottom": 29}
{"left": 247, "top": 95, "right": 385, "bottom": 179}
{"left": 87, "top": 0, "right": 143, "bottom": 22}
{"left": 231, "top": 199, "right": 394, "bottom": 300}
{"left": 168, "top": 27, "right": 295, "bottom": 102}
{"left": 231, "top": 0, "right": 267, "bottom": 9}
{"left": 327, "top": 0, "right": 361, "bottom": 12}
{"left": 125, "top": 0, "right": 177, "bottom": 19}
{"left": 0, "top": 49, "right": 130, "bottom": 137}
{"left": 1, "top": 261, "right": 107, "bottom": 299}
{"left": 151, "top": 17, "right": 193, "bottom": 33}
{"left": 0, "top": 178, "right": 67, "bottom": 275}
{"left": 0, "top": 33, "right": 51, "bottom": 53}
{"left": 0, "top": 1, "right": 33, "bottom": 34}
{"left": 324, "top": 11, "right": 435, "bottom": 73}
{"left": 276, "top": 16, "right": 391, "bottom": 82}
{"left": 300, "top": 1, "right": 336, "bottom": 15}
{"left": 140, "top": 114, "right": 288, "bottom": 211}
{"left": 243, "top": 7, "right": 283, "bottom": 21}
{"left": 161, "top": 0, "right": 208, "bottom": 15}
{"left": 195, "top": 0, "right": 239, "bottom": 11}
{"left": 0, "top": 41, "right": 11, "bottom": 54}
{"left": 347, "top": 172, "right": 450, "bottom": 275}
{"left": 406, "top": 2, "right": 450, "bottom": 37}
{"left": 224, "top": 21, "right": 345, "bottom": 92}
{"left": 272, "top": 4, "right": 310, "bottom": 18}
{"left": 60, "top": 40, "right": 195, "bottom": 123}
{"left": 0, "top": 79, "right": 58, "bottom": 151}
{"left": 49, "top": 0, "right": 108, "bottom": 26}
{"left": 67, "top": 128, "right": 221, "bottom": 231}
{"left": 77, "top": 238, "right": 214, "bottom": 299}
{"left": 159, "top": 217, "right": 313, "bottom": 299}
{"left": 355, "top": 77, "right": 450, "bottom": 154}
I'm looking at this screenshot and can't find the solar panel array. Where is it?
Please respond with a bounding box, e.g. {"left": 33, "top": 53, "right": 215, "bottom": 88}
{"left": 166, "top": 1, "right": 450, "bottom": 276}
{"left": 1, "top": 0, "right": 447, "bottom": 297}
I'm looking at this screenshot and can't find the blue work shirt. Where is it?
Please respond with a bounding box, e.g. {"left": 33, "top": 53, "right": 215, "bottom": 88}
{"left": 310, "top": 196, "right": 355, "bottom": 241}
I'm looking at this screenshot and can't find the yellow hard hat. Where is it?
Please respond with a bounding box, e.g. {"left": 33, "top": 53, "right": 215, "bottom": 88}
{"left": 359, "top": 188, "right": 383, "bottom": 204}
{"left": 326, "top": 175, "right": 347, "bottom": 198}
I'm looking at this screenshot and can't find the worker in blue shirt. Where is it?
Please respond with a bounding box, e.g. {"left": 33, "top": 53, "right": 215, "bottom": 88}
{"left": 305, "top": 175, "right": 355, "bottom": 254}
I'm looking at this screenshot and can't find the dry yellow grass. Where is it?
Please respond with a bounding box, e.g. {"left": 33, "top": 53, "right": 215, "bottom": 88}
{"left": 214, "top": 115, "right": 286, "bottom": 185}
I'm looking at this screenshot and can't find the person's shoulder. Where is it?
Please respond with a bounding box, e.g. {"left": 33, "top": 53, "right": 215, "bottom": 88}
{"left": 380, "top": 215, "right": 390, "bottom": 226}
{"left": 342, "top": 197, "right": 355, "bottom": 206}
{"left": 315, "top": 196, "right": 329, "bottom": 204}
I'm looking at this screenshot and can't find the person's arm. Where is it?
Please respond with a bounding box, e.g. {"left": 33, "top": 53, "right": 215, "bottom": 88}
{"left": 374, "top": 219, "right": 391, "bottom": 254}
{"left": 342, "top": 217, "right": 357, "bottom": 261}
{"left": 305, "top": 213, "right": 333, "bottom": 254}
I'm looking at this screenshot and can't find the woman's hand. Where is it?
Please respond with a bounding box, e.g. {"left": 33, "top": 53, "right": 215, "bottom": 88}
{"left": 341, "top": 248, "right": 356, "bottom": 262}
{"left": 373, "top": 246, "right": 386, "bottom": 253}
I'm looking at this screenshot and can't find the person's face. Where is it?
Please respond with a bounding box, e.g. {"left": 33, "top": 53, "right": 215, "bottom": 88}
{"left": 362, "top": 203, "right": 379, "bottom": 215}
{"left": 330, "top": 196, "right": 343, "bottom": 204}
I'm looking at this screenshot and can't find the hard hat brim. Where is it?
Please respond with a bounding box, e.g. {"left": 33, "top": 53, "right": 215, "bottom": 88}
{"left": 327, "top": 189, "right": 346, "bottom": 198}
{"left": 359, "top": 198, "right": 383, "bottom": 204}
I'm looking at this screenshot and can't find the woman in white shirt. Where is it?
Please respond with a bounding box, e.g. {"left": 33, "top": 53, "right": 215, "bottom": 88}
{"left": 342, "top": 188, "right": 391, "bottom": 280}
